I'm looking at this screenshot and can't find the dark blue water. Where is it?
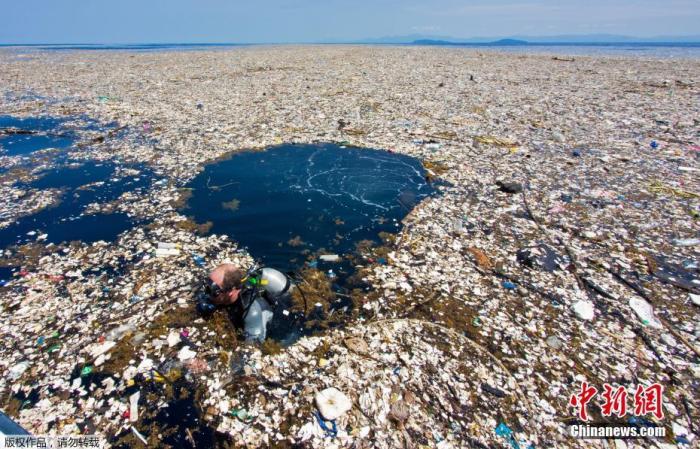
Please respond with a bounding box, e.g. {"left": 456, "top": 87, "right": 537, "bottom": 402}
{"left": 0, "top": 43, "right": 247, "bottom": 52}
{"left": 0, "top": 161, "right": 153, "bottom": 248}
{"left": 0, "top": 116, "right": 76, "bottom": 156}
{"left": 0, "top": 115, "right": 115, "bottom": 157}
{"left": 0, "top": 266, "right": 17, "bottom": 286}
{"left": 184, "top": 143, "right": 435, "bottom": 273}
{"left": 28, "top": 162, "right": 114, "bottom": 190}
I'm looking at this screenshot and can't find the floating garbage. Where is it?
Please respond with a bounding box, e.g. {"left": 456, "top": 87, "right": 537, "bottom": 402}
{"left": 502, "top": 280, "right": 517, "bottom": 290}
{"left": 8, "top": 361, "right": 29, "bottom": 380}
{"left": 629, "top": 297, "right": 663, "bottom": 328}
{"left": 130, "top": 426, "right": 148, "bottom": 445}
{"left": 156, "top": 247, "right": 181, "bottom": 257}
{"left": 177, "top": 346, "right": 197, "bottom": 361}
{"left": 315, "top": 387, "right": 352, "bottom": 421}
{"left": 192, "top": 254, "right": 206, "bottom": 267}
{"left": 690, "top": 293, "right": 700, "bottom": 306}
{"left": 673, "top": 238, "right": 700, "bottom": 247}
{"left": 129, "top": 391, "right": 140, "bottom": 422}
{"left": 572, "top": 300, "right": 595, "bottom": 321}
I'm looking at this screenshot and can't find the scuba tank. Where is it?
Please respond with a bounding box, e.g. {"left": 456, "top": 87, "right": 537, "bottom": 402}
{"left": 240, "top": 267, "right": 293, "bottom": 342}
{"left": 246, "top": 267, "right": 292, "bottom": 303}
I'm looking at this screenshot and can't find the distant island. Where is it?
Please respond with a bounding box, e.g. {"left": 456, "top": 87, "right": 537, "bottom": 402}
{"left": 412, "top": 38, "right": 528, "bottom": 46}
{"left": 346, "top": 33, "right": 700, "bottom": 45}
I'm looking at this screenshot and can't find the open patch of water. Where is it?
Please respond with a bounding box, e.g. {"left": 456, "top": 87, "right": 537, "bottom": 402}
{"left": 0, "top": 266, "right": 17, "bottom": 286}
{"left": 185, "top": 143, "right": 435, "bottom": 271}
{"left": 1, "top": 116, "right": 75, "bottom": 156}
{"left": 0, "top": 115, "right": 115, "bottom": 157}
{"left": 0, "top": 161, "right": 154, "bottom": 248}
{"left": 184, "top": 143, "right": 437, "bottom": 344}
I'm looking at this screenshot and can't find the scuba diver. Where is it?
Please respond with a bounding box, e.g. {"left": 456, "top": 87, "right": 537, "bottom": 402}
{"left": 196, "top": 262, "right": 294, "bottom": 342}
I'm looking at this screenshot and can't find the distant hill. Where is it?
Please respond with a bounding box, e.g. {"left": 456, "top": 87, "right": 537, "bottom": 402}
{"left": 412, "top": 38, "right": 528, "bottom": 46}
{"left": 347, "top": 34, "right": 700, "bottom": 45}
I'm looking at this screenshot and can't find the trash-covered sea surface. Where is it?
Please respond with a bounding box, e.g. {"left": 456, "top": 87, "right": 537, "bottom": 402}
{"left": 0, "top": 46, "right": 699, "bottom": 449}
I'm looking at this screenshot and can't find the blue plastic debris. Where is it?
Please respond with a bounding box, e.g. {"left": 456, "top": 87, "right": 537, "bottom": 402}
{"left": 377, "top": 257, "right": 387, "bottom": 265}
{"left": 572, "top": 149, "right": 581, "bottom": 157}
{"left": 650, "top": 140, "right": 659, "bottom": 149}
{"left": 676, "top": 435, "right": 691, "bottom": 445}
{"left": 192, "top": 254, "right": 206, "bottom": 267}
{"left": 314, "top": 411, "right": 337, "bottom": 438}
{"left": 495, "top": 422, "right": 525, "bottom": 449}
{"left": 502, "top": 281, "right": 516, "bottom": 290}
{"left": 495, "top": 422, "right": 512, "bottom": 438}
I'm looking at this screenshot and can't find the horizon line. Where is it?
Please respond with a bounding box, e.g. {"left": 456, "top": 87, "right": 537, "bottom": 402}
{"left": 3, "top": 39, "right": 700, "bottom": 46}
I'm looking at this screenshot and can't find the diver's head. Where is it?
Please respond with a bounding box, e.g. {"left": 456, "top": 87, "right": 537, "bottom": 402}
{"left": 207, "top": 263, "right": 244, "bottom": 305}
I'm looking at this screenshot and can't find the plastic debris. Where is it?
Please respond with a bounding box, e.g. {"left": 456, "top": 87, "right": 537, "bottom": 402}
{"left": 167, "top": 330, "right": 181, "bottom": 347}
{"left": 232, "top": 408, "right": 255, "bottom": 423}
{"left": 629, "top": 297, "right": 663, "bottom": 328}
{"left": 315, "top": 387, "right": 352, "bottom": 420}
{"left": 501, "top": 280, "right": 517, "bottom": 290}
{"left": 572, "top": 300, "right": 595, "bottom": 321}
{"left": 690, "top": 293, "right": 700, "bottom": 306}
{"left": 129, "top": 391, "right": 140, "bottom": 422}
{"left": 314, "top": 410, "right": 338, "bottom": 438}
{"left": 177, "top": 346, "right": 197, "bottom": 361}
{"left": 131, "top": 426, "right": 148, "bottom": 444}
{"left": 672, "top": 238, "right": 700, "bottom": 247}
{"left": 156, "top": 247, "right": 181, "bottom": 257}
{"left": 192, "top": 254, "right": 206, "bottom": 267}
{"left": 8, "top": 361, "right": 29, "bottom": 380}
{"left": 89, "top": 340, "right": 116, "bottom": 359}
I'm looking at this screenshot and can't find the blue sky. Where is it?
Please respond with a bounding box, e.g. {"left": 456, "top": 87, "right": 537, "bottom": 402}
{"left": 2, "top": 0, "right": 699, "bottom": 43}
